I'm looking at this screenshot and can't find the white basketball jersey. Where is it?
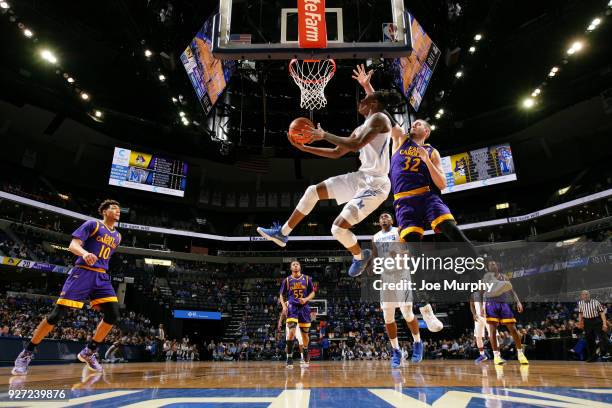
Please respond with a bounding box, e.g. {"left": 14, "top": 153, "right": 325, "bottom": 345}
{"left": 373, "top": 226, "right": 399, "bottom": 257}
{"left": 356, "top": 115, "right": 391, "bottom": 176}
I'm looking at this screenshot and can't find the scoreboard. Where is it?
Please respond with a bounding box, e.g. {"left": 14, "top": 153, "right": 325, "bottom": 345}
{"left": 392, "top": 12, "right": 441, "bottom": 112}
{"left": 109, "top": 147, "right": 188, "bottom": 197}
{"left": 440, "top": 143, "right": 517, "bottom": 194}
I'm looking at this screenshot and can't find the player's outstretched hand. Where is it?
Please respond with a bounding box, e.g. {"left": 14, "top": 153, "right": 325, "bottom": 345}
{"left": 306, "top": 123, "right": 325, "bottom": 141}
{"left": 83, "top": 252, "right": 98, "bottom": 266}
{"left": 516, "top": 302, "right": 524, "bottom": 313}
{"left": 352, "top": 63, "right": 374, "bottom": 87}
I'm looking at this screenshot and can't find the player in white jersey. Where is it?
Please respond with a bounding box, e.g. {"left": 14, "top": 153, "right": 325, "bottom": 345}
{"left": 257, "top": 88, "right": 403, "bottom": 277}
{"left": 373, "top": 212, "right": 443, "bottom": 368}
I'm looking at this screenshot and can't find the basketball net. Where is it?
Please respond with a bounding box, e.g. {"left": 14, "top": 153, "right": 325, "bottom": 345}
{"left": 289, "top": 59, "right": 336, "bottom": 110}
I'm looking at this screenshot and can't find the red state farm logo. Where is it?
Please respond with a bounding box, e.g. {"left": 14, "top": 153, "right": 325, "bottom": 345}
{"left": 298, "top": 0, "right": 327, "bottom": 48}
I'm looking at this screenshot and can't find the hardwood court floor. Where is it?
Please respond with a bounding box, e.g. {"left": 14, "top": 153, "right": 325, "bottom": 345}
{"left": 1, "top": 361, "right": 611, "bottom": 407}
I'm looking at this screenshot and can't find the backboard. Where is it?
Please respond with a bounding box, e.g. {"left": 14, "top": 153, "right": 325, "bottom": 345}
{"left": 212, "top": 0, "right": 411, "bottom": 60}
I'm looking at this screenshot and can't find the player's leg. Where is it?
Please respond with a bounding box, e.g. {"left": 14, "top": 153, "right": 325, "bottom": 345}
{"left": 488, "top": 322, "right": 504, "bottom": 364}
{"left": 299, "top": 323, "right": 311, "bottom": 367}
{"left": 257, "top": 177, "right": 335, "bottom": 247}
{"left": 12, "top": 268, "right": 91, "bottom": 376}
{"left": 505, "top": 322, "right": 529, "bottom": 364}
{"left": 474, "top": 319, "right": 488, "bottom": 363}
{"left": 12, "top": 304, "right": 70, "bottom": 375}
{"left": 486, "top": 302, "right": 506, "bottom": 365}
{"left": 399, "top": 303, "right": 424, "bottom": 363}
{"left": 79, "top": 274, "right": 120, "bottom": 372}
{"left": 78, "top": 301, "right": 119, "bottom": 372}
{"left": 341, "top": 178, "right": 391, "bottom": 277}
{"left": 285, "top": 318, "right": 298, "bottom": 368}
{"left": 382, "top": 304, "right": 402, "bottom": 368}
{"left": 293, "top": 323, "right": 306, "bottom": 366}
{"left": 283, "top": 183, "right": 330, "bottom": 235}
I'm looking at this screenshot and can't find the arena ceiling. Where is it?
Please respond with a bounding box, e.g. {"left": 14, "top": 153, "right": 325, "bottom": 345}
{"left": 0, "top": 0, "right": 611, "bottom": 161}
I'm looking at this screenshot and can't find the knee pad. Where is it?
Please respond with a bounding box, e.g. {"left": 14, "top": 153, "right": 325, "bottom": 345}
{"left": 331, "top": 224, "right": 357, "bottom": 249}
{"left": 382, "top": 307, "right": 396, "bottom": 324}
{"left": 47, "top": 305, "right": 69, "bottom": 325}
{"left": 100, "top": 302, "right": 120, "bottom": 325}
{"left": 296, "top": 185, "right": 319, "bottom": 215}
{"left": 400, "top": 304, "right": 415, "bottom": 322}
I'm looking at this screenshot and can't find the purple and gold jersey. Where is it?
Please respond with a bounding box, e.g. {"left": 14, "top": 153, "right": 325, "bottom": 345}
{"left": 72, "top": 220, "right": 121, "bottom": 273}
{"left": 280, "top": 274, "right": 314, "bottom": 302}
{"left": 391, "top": 137, "right": 436, "bottom": 200}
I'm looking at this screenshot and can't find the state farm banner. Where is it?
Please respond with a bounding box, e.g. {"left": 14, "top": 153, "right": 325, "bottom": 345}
{"left": 298, "top": 0, "right": 327, "bottom": 48}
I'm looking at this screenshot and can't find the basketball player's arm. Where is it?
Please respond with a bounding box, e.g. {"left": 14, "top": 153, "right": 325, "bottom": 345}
{"left": 418, "top": 148, "right": 447, "bottom": 190}
{"left": 352, "top": 64, "right": 375, "bottom": 95}
{"left": 511, "top": 289, "right": 523, "bottom": 313}
{"left": 318, "top": 114, "right": 391, "bottom": 152}
{"left": 297, "top": 144, "right": 351, "bottom": 159}
{"left": 69, "top": 238, "right": 97, "bottom": 265}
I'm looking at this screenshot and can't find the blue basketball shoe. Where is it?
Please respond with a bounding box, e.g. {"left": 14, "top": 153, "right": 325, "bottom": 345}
{"left": 256, "top": 222, "right": 288, "bottom": 247}
{"left": 391, "top": 348, "right": 402, "bottom": 369}
{"left": 411, "top": 341, "right": 423, "bottom": 363}
{"left": 348, "top": 249, "right": 372, "bottom": 277}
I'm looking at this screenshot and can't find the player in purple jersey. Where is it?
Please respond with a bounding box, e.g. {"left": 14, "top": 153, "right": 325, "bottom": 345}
{"left": 353, "top": 64, "right": 478, "bottom": 249}
{"left": 483, "top": 261, "right": 528, "bottom": 365}
{"left": 279, "top": 261, "right": 315, "bottom": 368}
{"left": 12, "top": 200, "right": 123, "bottom": 376}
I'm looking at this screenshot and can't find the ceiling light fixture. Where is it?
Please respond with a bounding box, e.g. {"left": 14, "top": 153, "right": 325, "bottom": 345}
{"left": 40, "top": 49, "right": 58, "bottom": 64}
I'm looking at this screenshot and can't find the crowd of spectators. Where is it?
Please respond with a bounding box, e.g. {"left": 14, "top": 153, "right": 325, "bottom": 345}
{"left": 0, "top": 296, "right": 156, "bottom": 346}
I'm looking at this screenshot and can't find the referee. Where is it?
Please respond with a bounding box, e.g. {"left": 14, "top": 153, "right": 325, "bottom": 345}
{"left": 577, "top": 290, "right": 610, "bottom": 362}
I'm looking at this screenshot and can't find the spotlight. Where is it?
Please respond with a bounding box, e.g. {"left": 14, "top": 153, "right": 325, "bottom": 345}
{"left": 468, "top": 46, "right": 476, "bottom": 53}
{"left": 435, "top": 113, "right": 441, "bottom": 119}
{"left": 94, "top": 110, "right": 103, "bottom": 118}
{"left": 438, "top": 108, "right": 444, "bottom": 115}
{"left": 474, "top": 33, "right": 483, "bottom": 41}
{"left": 158, "top": 74, "right": 166, "bottom": 82}
{"left": 67, "top": 77, "right": 75, "bottom": 83}
{"left": 171, "top": 97, "right": 178, "bottom": 103}
{"left": 179, "top": 111, "right": 186, "bottom": 117}
{"left": 531, "top": 88, "right": 541, "bottom": 97}
{"left": 0, "top": 1, "right": 9, "bottom": 9}
{"left": 566, "top": 41, "right": 583, "bottom": 55}
{"left": 40, "top": 49, "right": 58, "bottom": 64}
{"left": 23, "top": 29, "right": 33, "bottom": 38}
{"left": 81, "top": 93, "right": 90, "bottom": 100}
{"left": 144, "top": 49, "right": 153, "bottom": 57}
{"left": 548, "top": 67, "right": 559, "bottom": 77}
{"left": 591, "top": 17, "right": 601, "bottom": 27}
{"left": 609, "top": 0, "right": 612, "bottom": 8}
{"left": 430, "top": 125, "right": 436, "bottom": 131}
{"left": 522, "top": 97, "right": 535, "bottom": 108}
{"left": 455, "top": 70, "right": 463, "bottom": 78}
{"left": 182, "top": 119, "right": 190, "bottom": 126}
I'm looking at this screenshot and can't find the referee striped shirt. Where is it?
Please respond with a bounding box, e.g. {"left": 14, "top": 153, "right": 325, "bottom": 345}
{"left": 578, "top": 299, "right": 605, "bottom": 319}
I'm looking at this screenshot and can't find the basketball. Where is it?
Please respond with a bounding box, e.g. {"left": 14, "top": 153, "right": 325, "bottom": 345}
{"left": 288, "top": 117, "right": 315, "bottom": 145}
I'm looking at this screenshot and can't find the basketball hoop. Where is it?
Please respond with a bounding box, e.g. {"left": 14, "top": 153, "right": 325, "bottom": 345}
{"left": 289, "top": 59, "right": 336, "bottom": 110}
